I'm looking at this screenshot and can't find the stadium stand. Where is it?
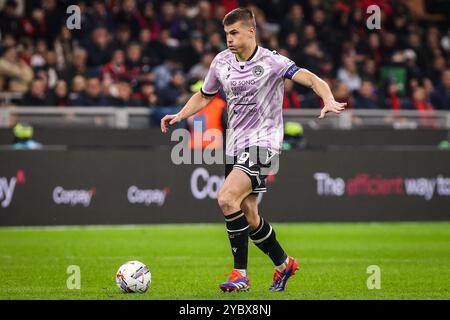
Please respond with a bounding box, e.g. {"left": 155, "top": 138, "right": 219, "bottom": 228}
{"left": 0, "top": 0, "right": 449, "bottom": 115}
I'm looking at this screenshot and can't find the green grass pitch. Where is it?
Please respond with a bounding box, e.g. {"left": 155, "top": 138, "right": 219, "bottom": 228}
{"left": 0, "top": 222, "right": 449, "bottom": 300}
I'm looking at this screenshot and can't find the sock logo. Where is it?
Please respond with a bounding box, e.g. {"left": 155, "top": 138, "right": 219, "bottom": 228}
{"left": 232, "top": 248, "right": 237, "bottom": 253}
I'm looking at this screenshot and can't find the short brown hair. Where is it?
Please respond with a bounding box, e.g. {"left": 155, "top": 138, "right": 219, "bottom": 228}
{"left": 222, "top": 7, "right": 256, "bottom": 28}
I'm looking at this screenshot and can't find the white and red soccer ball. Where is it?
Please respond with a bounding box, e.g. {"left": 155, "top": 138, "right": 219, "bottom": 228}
{"left": 116, "top": 260, "right": 151, "bottom": 293}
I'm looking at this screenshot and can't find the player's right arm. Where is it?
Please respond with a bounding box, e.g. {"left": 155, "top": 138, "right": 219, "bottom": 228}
{"left": 160, "top": 91, "right": 213, "bottom": 133}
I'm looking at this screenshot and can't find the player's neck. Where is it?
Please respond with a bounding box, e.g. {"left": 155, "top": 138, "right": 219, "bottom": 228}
{"left": 235, "top": 43, "right": 258, "bottom": 62}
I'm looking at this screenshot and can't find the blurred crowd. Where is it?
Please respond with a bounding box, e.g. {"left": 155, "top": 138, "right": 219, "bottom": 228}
{"left": 0, "top": 0, "right": 449, "bottom": 111}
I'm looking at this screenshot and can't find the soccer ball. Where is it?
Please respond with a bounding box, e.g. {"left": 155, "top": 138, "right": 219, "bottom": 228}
{"left": 116, "top": 260, "right": 151, "bottom": 293}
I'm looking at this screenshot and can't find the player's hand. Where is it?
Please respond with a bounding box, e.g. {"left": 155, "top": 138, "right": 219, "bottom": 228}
{"left": 318, "top": 100, "right": 347, "bottom": 119}
{"left": 161, "top": 114, "right": 181, "bottom": 133}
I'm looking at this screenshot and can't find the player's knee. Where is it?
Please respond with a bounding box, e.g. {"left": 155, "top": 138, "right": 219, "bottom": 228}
{"left": 218, "top": 190, "right": 239, "bottom": 214}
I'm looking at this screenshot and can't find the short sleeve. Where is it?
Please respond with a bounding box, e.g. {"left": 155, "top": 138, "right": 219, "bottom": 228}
{"left": 201, "top": 55, "right": 221, "bottom": 96}
{"left": 271, "top": 51, "right": 302, "bottom": 80}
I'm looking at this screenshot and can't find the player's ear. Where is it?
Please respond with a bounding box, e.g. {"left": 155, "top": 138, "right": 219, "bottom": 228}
{"left": 248, "top": 27, "right": 256, "bottom": 39}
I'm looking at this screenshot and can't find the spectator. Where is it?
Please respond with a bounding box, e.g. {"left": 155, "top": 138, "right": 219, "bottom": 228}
{"left": 30, "top": 38, "right": 48, "bottom": 69}
{"left": 87, "top": 0, "right": 114, "bottom": 31}
{"left": 381, "top": 31, "right": 400, "bottom": 62}
{"left": 53, "top": 80, "right": 69, "bottom": 106}
{"left": 21, "top": 7, "right": 47, "bottom": 40}
{"left": 283, "top": 80, "right": 301, "bottom": 109}
{"left": 430, "top": 70, "right": 450, "bottom": 110}
{"left": 301, "top": 24, "right": 318, "bottom": 45}
{"left": 190, "top": 0, "right": 213, "bottom": 34}
{"left": 71, "top": 77, "right": 111, "bottom": 106}
{"left": 338, "top": 56, "right": 362, "bottom": 92}
{"left": 364, "top": 33, "right": 383, "bottom": 64}
{"left": 206, "top": 31, "right": 227, "bottom": 53}
{"left": 318, "top": 57, "right": 334, "bottom": 79}
{"left": 312, "top": 7, "right": 333, "bottom": 49}
{"left": 140, "top": 2, "right": 161, "bottom": 41}
{"left": 410, "top": 85, "right": 437, "bottom": 127}
{"left": 427, "top": 55, "right": 446, "bottom": 86}
{"left": 41, "top": 0, "right": 63, "bottom": 43}
{"left": 175, "top": 1, "right": 194, "bottom": 41}
{"left": 361, "top": 59, "right": 377, "bottom": 83}
{"left": 355, "top": 80, "right": 379, "bottom": 109}
{"left": 60, "top": 47, "right": 87, "bottom": 86}
{"left": 113, "top": 24, "right": 132, "bottom": 51}
{"left": 300, "top": 40, "right": 323, "bottom": 76}
{"left": 125, "top": 42, "right": 146, "bottom": 83}
{"left": 114, "top": 0, "right": 142, "bottom": 39}
{"left": 68, "top": 75, "right": 86, "bottom": 102}
{"left": 134, "top": 81, "right": 158, "bottom": 107}
{"left": 0, "top": 33, "right": 17, "bottom": 51}
{"left": 250, "top": 4, "right": 279, "bottom": 40}
{"left": 111, "top": 81, "right": 140, "bottom": 107}
{"left": 285, "top": 32, "right": 302, "bottom": 65}
{"left": 157, "top": 70, "right": 188, "bottom": 106}
{"left": 138, "top": 28, "right": 159, "bottom": 68}
{"left": 179, "top": 31, "right": 204, "bottom": 72}
{"left": 153, "top": 56, "right": 182, "bottom": 91}
{"left": 0, "top": 46, "right": 33, "bottom": 93}
{"left": 84, "top": 27, "right": 113, "bottom": 69}
{"left": 188, "top": 51, "right": 214, "bottom": 82}
{"left": 406, "top": 32, "right": 427, "bottom": 70}
{"left": 281, "top": 4, "right": 304, "bottom": 36}
{"left": 2, "top": 0, "right": 449, "bottom": 111}
{"left": 101, "top": 49, "right": 128, "bottom": 83}
{"left": 381, "top": 78, "right": 404, "bottom": 110}
{"left": 0, "top": 0, "right": 21, "bottom": 37}
{"left": 54, "top": 26, "right": 74, "bottom": 69}
{"left": 33, "top": 50, "right": 59, "bottom": 89}
{"left": 158, "top": 1, "right": 184, "bottom": 40}
{"left": 20, "top": 78, "right": 52, "bottom": 106}
{"left": 332, "top": 80, "right": 352, "bottom": 109}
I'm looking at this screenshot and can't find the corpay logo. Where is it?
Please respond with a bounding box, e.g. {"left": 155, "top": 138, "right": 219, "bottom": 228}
{"left": 191, "top": 167, "right": 224, "bottom": 200}
{"left": 127, "top": 186, "right": 169, "bottom": 206}
{"left": 0, "top": 170, "right": 26, "bottom": 208}
{"left": 53, "top": 186, "right": 96, "bottom": 207}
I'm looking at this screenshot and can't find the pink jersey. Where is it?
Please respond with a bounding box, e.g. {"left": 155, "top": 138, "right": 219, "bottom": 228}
{"left": 201, "top": 46, "right": 302, "bottom": 156}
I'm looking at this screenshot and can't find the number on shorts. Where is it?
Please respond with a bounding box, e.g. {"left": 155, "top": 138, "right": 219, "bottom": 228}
{"left": 237, "top": 152, "right": 250, "bottom": 164}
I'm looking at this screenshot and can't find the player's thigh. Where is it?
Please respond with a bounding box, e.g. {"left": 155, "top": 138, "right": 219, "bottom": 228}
{"left": 218, "top": 168, "right": 253, "bottom": 208}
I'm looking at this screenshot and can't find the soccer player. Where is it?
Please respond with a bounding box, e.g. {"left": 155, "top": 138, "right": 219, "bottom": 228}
{"left": 161, "top": 8, "right": 345, "bottom": 292}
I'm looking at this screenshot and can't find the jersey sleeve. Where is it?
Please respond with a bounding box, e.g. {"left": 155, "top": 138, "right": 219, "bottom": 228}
{"left": 201, "top": 55, "right": 221, "bottom": 97}
{"left": 271, "top": 51, "right": 302, "bottom": 80}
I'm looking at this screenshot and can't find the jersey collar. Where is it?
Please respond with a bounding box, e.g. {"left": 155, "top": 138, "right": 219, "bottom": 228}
{"left": 233, "top": 45, "right": 259, "bottom": 70}
{"left": 236, "top": 45, "right": 258, "bottom": 62}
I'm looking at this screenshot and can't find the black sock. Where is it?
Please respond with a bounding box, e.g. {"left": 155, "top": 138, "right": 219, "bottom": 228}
{"left": 225, "top": 210, "right": 249, "bottom": 270}
{"left": 249, "top": 217, "right": 287, "bottom": 266}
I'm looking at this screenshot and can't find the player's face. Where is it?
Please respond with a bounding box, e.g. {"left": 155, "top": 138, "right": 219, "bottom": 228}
{"left": 224, "top": 22, "right": 255, "bottom": 54}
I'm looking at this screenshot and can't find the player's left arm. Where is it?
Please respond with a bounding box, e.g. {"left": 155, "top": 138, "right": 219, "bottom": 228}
{"left": 291, "top": 69, "right": 346, "bottom": 119}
